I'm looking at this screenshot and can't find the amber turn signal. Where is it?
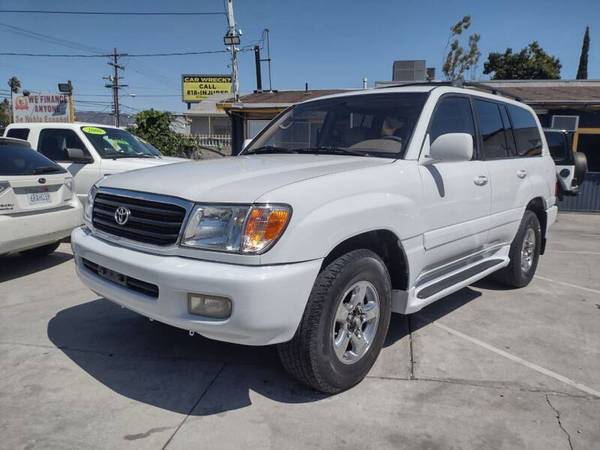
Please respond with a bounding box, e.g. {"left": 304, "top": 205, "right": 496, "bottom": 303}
{"left": 242, "top": 205, "right": 291, "bottom": 253}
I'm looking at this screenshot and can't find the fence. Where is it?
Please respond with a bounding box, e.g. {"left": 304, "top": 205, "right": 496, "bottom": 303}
{"left": 189, "top": 134, "right": 232, "bottom": 156}
{"left": 558, "top": 172, "right": 600, "bottom": 212}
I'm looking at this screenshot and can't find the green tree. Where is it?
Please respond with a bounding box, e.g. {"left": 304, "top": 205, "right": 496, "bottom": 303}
{"left": 128, "top": 109, "right": 189, "bottom": 156}
{"left": 576, "top": 26, "right": 590, "bottom": 80}
{"left": 7, "top": 76, "right": 21, "bottom": 93}
{"left": 442, "top": 16, "right": 481, "bottom": 81}
{"left": 483, "top": 42, "right": 561, "bottom": 80}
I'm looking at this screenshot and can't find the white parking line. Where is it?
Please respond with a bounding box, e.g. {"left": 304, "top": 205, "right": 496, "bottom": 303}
{"left": 551, "top": 250, "right": 600, "bottom": 256}
{"left": 535, "top": 275, "right": 600, "bottom": 296}
{"left": 419, "top": 316, "right": 600, "bottom": 399}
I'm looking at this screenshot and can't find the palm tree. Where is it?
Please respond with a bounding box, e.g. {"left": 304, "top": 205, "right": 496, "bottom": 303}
{"left": 8, "top": 76, "right": 21, "bottom": 94}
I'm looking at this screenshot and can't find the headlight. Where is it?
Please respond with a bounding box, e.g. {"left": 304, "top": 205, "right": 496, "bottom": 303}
{"left": 84, "top": 184, "right": 98, "bottom": 222}
{"left": 182, "top": 204, "right": 291, "bottom": 254}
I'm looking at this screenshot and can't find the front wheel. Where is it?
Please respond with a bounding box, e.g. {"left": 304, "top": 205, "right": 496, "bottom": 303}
{"left": 278, "top": 249, "right": 392, "bottom": 393}
{"left": 492, "top": 210, "right": 541, "bottom": 288}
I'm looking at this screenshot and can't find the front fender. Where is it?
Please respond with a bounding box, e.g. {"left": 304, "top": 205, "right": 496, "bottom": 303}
{"left": 256, "top": 163, "right": 424, "bottom": 265}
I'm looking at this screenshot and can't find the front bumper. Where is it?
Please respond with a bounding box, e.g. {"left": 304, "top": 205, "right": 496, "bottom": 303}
{"left": 0, "top": 199, "right": 83, "bottom": 254}
{"left": 71, "top": 227, "right": 322, "bottom": 345}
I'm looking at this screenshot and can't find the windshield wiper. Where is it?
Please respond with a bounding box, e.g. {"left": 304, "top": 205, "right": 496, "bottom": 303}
{"left": 32, "top": 165, "right": 62, "bottom": 174}
{"left": 105, "top": 154, "right": 154, "bottom": 159}
{"left": 298, "top": 146, "right": 367, "bottom": 157}
{"left": 245, "top": 145, "right": 299, "bottom": 155}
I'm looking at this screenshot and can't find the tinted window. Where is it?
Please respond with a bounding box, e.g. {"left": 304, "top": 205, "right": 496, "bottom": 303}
{"left": 0, "top": 143, "right": 66, "bottom": 176}
{"left": 474, "top": 100, "right": 508, "bottom": 159}
{"left": 6, "top": 128, "right": 30, "bottom": 140}
{"left": 545, "top": 131, "right": 570, "bottom": 164}
{"left": 246, "top": 93, "right": 428, "bottom": 158}
{"left": 38, "top": 129, "right": 87, "bottom": 162}
{"left": 499, "top": 105, "right": 517, "bottom": 155}
{"left": 429, "top": 96, "right": 475, "bottom": 144}
{"left": 507, "top": 105, "right": 542, "bottom": 157}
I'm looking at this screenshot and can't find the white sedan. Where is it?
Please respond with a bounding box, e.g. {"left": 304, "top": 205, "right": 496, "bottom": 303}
{"left": 0, "top": 137, "right": 82, "bottom": 256}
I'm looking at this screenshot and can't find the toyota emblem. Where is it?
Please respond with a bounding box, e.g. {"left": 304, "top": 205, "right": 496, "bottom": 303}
{"left": 114, "top": 206, "right": 131, "bottom": 226}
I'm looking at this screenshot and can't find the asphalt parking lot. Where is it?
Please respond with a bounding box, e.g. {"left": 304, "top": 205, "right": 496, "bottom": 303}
{"left": 1, "top": 213, "right": 599, "bottom": 450}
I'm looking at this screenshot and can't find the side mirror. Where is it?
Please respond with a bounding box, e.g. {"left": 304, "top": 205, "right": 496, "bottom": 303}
{"left": 243, "top": 138, "right": 252, "bottom": 149}
{"left": 66, "top": 148, "right": 93, "bottom": 164}
{"left": 429, "top": 133, "right": 473, "bottom": 162}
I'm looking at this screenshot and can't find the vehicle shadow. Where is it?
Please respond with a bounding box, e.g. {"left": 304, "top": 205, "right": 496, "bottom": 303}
{"left": 47, "top": 286, "right": 482, "bottom": 416}
{"left": 0, "top": 250, "right": 72, "bottom": 283}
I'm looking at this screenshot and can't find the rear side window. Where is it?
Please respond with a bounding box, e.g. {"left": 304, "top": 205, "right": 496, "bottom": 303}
{"left": 38, "top": 129, "right": 87, "bottom": 162}
{"left": 545, "top": 131, "right": 570, "bottom": 164}
{"left": 507, "top": 105, "right": 542, "bottom": 157}
{"left": 429, "top": 96, "right": 476, "bottom": 144}
{"left": 0, "top": 143, "right": 66, "bottom": 176}
{"left": 474, "top": 100, "right": 508, "bottom": 159}
{"left": 6, "top": 128, "right": 30, "bottom": 140}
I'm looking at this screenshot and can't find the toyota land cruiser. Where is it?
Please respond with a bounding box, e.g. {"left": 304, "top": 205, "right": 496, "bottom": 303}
{"left": 71, "top": 83, "right": 558, "bottom": 393}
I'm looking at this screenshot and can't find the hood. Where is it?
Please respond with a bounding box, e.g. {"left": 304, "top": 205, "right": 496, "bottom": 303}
{"left": 99, "top": 154, "right": 392, "bottom": 203}
{"left": 101, "top": 157, "right": 183, "bottom": 173}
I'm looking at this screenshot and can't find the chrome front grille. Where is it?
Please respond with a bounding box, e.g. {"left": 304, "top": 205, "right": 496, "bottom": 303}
{"left": 92, "top": 191, "right": 187, "bottom": 246}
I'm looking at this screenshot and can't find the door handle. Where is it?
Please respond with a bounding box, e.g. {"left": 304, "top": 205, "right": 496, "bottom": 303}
{"left": 473, "top": 175, "right": 488, "bottom": 186}
{"left": 517, "top": 169, "right": 528, "bottom": 179}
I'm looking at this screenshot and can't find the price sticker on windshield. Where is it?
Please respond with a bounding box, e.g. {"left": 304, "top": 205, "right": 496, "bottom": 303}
{"left": 82, "top": 126, "right": 106, "bottom": 135}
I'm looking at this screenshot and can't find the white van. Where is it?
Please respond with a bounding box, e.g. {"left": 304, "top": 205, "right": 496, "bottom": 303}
{"left": 3, "top": 123, "right": 184, "bottom": 204}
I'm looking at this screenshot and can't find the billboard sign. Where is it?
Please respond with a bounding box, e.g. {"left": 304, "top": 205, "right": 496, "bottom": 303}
{"left": 12, "top": 93, "right": 71, "bottom": 123}
{"left": 182, "top": 74, "right": 232, "bottom": 103}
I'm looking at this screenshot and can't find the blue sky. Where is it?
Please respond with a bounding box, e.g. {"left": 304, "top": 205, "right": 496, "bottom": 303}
{"left": 1, "top": 0, "right": 598, "bottom": 114}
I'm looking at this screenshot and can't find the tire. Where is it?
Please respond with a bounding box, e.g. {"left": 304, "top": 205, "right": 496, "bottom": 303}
{"left": 20, "top": 241, "right": 61, "bottom": 257}
{"left": 278, "top": 249, "right": 392, "bottom": 393}
{"left": 573, "top": 151, "right": 588, "bottom": 183}
{"left": 492, "top": 210, "right": 541, "bottom": 288}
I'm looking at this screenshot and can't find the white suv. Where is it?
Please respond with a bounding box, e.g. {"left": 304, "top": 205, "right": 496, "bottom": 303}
{"left": 71, "top": 84, "right": 557, "bottom": 393}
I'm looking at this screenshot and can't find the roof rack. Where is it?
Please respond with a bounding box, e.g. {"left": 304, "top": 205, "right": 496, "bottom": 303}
{"left": 376, "top": 80, "right": 522, "bottom": 102}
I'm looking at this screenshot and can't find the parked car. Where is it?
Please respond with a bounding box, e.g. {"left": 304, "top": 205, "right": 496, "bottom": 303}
{"left": 543, "top": 128, "right": 588, "bottom": 196}
{"left": 3, "top": 123, "right": 184, "bottom": 205}
{"left": 71, "top": 83, "right": 558, "bottom": 393}
{"left": 0, "top": 137, "right": 82, "bottom": 256}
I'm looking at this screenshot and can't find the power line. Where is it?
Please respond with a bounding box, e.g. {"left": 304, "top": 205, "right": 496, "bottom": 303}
{"left": 0, "top": 9, "right": 225, "bottom": 16}
{"left": 0, "top": 49, "right": 235, "bottom": 58}
{"left": 0, "top": 21, "right": 106, "bottom": 54}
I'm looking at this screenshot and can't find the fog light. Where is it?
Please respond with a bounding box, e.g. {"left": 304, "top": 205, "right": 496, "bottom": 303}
{"left": 188, "top": 294, "right": 232, "bottom": 319}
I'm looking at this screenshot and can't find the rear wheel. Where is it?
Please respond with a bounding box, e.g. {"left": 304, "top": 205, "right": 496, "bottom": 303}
{"left": 278, "top": 249, "right": 392, "bottom": 393}
{"left": 492, "top": 210, "right": 541, "bottom": 288}
{"left": 20, "top": 241, "right": 60, "bottom": 257}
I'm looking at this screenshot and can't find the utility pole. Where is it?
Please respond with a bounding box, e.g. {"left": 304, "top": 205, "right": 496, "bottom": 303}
{"left": 262, "top": 29, "right": 272, "bottom": 92}
{"left": 104, "top": 48, "right": 128, "bottom": 127}
{"left": 254, "top": 45, "right": 262, "bottom": 91}
{"left": 224, "top": 0, "right": 240, "bottom": 101}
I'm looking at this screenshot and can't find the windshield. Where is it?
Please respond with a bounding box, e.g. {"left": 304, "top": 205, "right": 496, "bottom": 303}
{"left": 244, "top": 93, "right": 427, "bottom": 158}
{"left": 0, "top": 143, "right": 66, "bottom": 176}
{"left": 135, "top": 136, "right": 162, "bottom": 157}
{"left": 81, "top": 126, "right": 160, "bottom": 159}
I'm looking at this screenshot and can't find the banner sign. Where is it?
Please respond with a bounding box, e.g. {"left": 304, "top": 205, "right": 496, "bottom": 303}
{"left": 182, "top": 74, "right": 232, "bottom": 103}
{"left": 12, "top": 93, "right": 71, "bottom": 123}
